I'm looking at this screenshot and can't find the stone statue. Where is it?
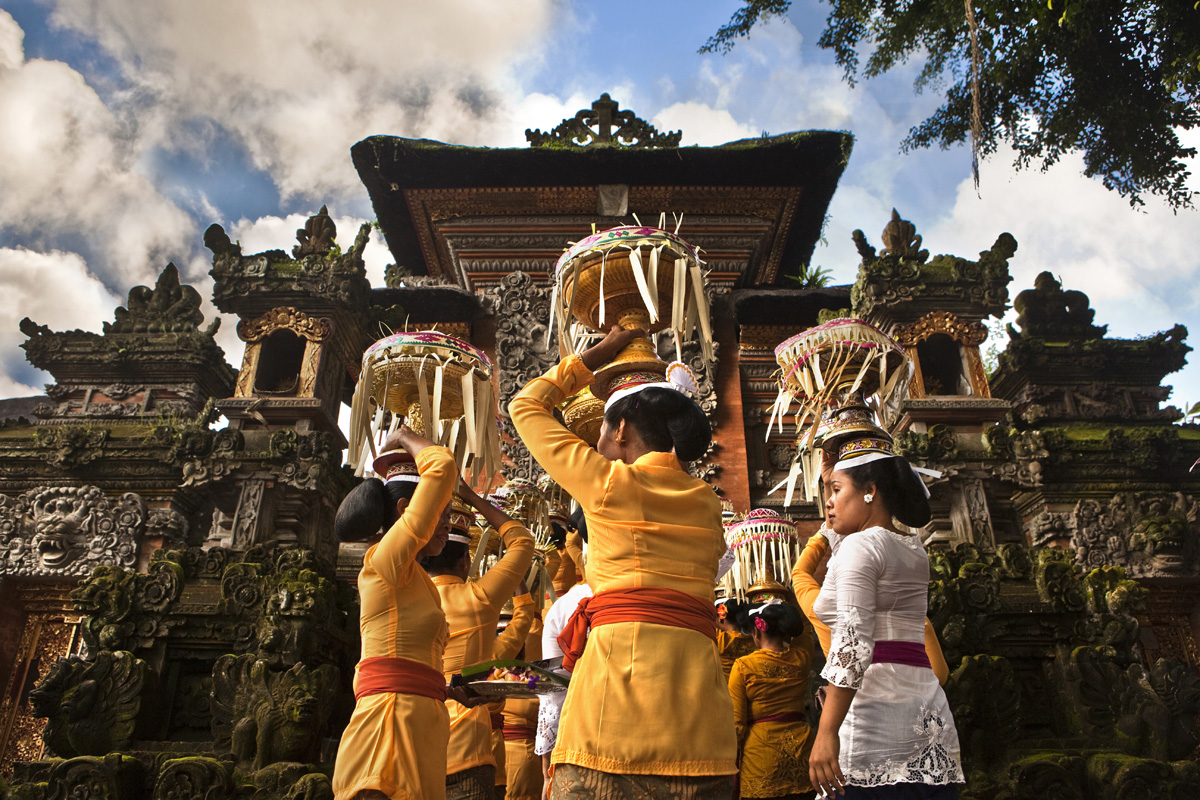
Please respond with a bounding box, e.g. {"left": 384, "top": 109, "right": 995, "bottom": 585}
{"left": 29, "top": 650, "right": 145, "bottom": 758}
{"left": 106, "top": 263, "right": 206, "bottom": 334}
{"left": 293, "top": 206, "right": 337, "bottom": 259}
{"left": 210, "top": 654, "right": 339, "bottom": 771}
{"left": 1010, "top": 271, "right": 1107, "bottom": 339}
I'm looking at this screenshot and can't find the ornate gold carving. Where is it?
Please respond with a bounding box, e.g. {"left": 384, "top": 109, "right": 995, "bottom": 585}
{"left": 0, "top": 585, "right": 82, "bottom": 774}
{"left": 893, "top": 311, "right": 988, "bottom": 347}
{"left": 739, "top": 325, "right": 807, "bottom": 351}
{"left": 236, "top": 307, "right": 332, "bottom": 344}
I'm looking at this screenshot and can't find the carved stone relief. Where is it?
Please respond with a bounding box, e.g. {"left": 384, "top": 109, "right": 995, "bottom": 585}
{"left": 0, "top": 486, "right": 143, "bottom": 577}
{"left": 482, "top": 271, "right": 558, "bottom": 482}
{"left": 1072, "top": 492, "right": 1199, "bottom": 577}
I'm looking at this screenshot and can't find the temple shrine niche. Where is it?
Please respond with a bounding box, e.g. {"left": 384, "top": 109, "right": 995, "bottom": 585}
{"left": 0, "top": 97, "right": 1195, "bottom": 799}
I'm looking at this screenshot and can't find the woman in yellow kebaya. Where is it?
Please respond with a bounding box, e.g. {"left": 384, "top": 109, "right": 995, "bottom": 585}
{"left": 511, "top": 327, "right": 737, "bottom": 800}
{"left": 331, "top": 425, "right": 456, "bottom": 800}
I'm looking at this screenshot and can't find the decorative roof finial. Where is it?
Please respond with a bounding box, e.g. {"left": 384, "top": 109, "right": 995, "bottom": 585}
{"left": 526, "top": 94, "right": 682, "bottom": 149}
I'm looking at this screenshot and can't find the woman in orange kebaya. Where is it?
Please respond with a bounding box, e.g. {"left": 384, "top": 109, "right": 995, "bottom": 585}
{"left": 331, "top": 425, "right": 458, "bottom": 800}
{"left": 728, "top": 601, "right": 815, "bottom": 800}
{"left": 511, "top": 327, "right": 738, "bottom": 800}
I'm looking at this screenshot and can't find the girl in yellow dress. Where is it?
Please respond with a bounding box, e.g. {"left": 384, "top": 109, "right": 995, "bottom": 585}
{"left": 510, "top": 327, "right": 738, "bottom": 800}
{"left": 728, "top": 602, "right": 816, "bottom": 800}
{"left": 331, "top": 425, "right": 456, "bottom": 800}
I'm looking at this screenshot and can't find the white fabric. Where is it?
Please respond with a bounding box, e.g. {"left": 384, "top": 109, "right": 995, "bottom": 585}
{"left": 534, "top": 582, "right": 594, "bottom": 756}
{"left": 602, "top": 360, "right": 697, "bottom": 411}
{"left": 832, "top": 454, "right": 941, "bottom": 498}
{"left": 813, "top": 527, "right": 963, "bottom": 787}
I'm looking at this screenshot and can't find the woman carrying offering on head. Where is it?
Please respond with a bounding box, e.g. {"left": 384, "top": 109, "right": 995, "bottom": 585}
{"left": 808, "top": 438, "right": 964, "bottom": 799}
{"left": 331, "top": 425, "right": 457, "bottom": 800}
{"left": 728, "top": 601, "right": 816, "bottom": 800}
{"left": 510, "top": 326, "right": 738, "bottom": 800}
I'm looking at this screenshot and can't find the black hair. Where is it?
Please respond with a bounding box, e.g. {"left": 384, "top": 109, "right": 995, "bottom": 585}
{"left": 569, "top": 507, "right": 588, "bottom": 543}
{"left": 603, "top": 387, "right": 711, "bottom": 462}
{"left": 549, "top": 522, "right": 568, "bottom": 549}
{"left": 721, "top": 598, "right": 751, "bottom": 631}
{"left": 421, "top": 541, "right": 468, "bottom": 574}
{"left": 744, "top": 602, "right": 806, "bottom": 639}
{"left": 841, "top": 456, "right": 932, "bottom": 529}
{"left": 335, "top": 478, "right": 419, "bottom": 542}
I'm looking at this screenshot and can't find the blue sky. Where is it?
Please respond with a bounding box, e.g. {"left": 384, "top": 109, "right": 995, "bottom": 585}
{"left": 0, "top": 0, "right": 1197, "bottom": 410}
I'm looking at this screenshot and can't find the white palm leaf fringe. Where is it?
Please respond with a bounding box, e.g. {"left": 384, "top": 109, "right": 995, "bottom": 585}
{"left": 767, "top": 325, "right": 910, "bottom": 505}
{"left": 726, "top": 533, "right": 801, "bottom": 601}
{"left": 348, "top": 350, "right": 502, "bottom": 491}
{"left": 551, "top": 231, "right": 714, "bottom": 363}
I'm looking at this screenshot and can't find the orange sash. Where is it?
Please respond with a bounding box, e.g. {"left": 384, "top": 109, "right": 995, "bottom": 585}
{"left": 355, "top": 656, "right": 447, "bottom": 702}
{"left": 557, "top": 587, "right": 717, "bottom": 671}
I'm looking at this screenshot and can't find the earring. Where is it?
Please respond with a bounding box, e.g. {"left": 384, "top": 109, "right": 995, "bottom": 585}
{"left": 864, "top": 493, "right": 874, "bottom": 504}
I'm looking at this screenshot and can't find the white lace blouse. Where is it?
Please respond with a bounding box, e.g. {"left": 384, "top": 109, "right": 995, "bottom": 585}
{"left": 534, "top": 582, "right": 593, "bottom": 756}
{"left": 813, "top": 527, "right": 964, "bottom": 787}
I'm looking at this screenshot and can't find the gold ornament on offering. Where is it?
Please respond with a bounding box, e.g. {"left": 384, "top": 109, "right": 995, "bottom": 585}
{"left": 536, "top": 474, "right": 573, "bottom": 525}
{"left": 723, "top": 509, "right": 801, "bottom": 602}
{"left": 551, "top": 220, "right": 713, "bottom": 399}
{"left": 768, "top": 318, "right": 910, "bottom": 505}
{"left": 348, "top": 330, "right": 501, "bottom": 487}
{"left": 491, "top": 478, "right": 560, "bottom": 604}
{"left": 557, "top": 386, "right": 605, "bottom": 446}
{"left": 468, "top": 512, "right": 502, "bottom": 580}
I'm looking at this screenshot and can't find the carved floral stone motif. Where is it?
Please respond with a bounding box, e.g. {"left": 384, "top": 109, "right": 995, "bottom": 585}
{"left": 1073, "top": 492, "right": 1199, "bottom": 577}
{"left": 893, "top": 310, "right": 988, "bottom": 347}
{"left": 1011, "top": 271, "right": 1107, "bottom": 340}
{"left": 105, "top": 263, "right": 206, "bottom": 334}
{"left": 482, "top": 271, "right": 558, "bottom": 482}
{"left": 525, "top": 94, "right": 682, "bottom": 148}
{"left": 0, "top": 486, "right": 143, "bottom": 577}
{"left": 293, "top": 206, "right": 337, "bottom": 260}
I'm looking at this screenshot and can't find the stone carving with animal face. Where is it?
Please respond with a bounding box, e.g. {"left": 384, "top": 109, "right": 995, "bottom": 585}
{"left": 210, "top": 653, "right": 339, "bottom": 771}
{"left": 0, "top": 486, "right": 143, "bottom": 577}
{"left": 29, "top": 650, "right": 146, "bottom": 758}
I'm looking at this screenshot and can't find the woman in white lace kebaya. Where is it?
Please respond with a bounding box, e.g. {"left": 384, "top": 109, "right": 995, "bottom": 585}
{"left": 808, "top": 437, "right": 964, "bottom": 799}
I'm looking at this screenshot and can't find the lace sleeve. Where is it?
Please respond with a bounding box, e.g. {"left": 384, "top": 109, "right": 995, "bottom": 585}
{"left": 820, "top": 534, "right": 884, "bottom": 690}
{"left": 534, "top": 691, "right": 564, "bottom": 756}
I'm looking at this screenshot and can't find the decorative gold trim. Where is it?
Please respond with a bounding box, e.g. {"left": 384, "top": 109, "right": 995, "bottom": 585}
{"left": 893, "top": 311, "right": 987, "bottom": 347}
{"left": 236, "top": 307, "right": 332, "bottom": 344}
{"left": 0, "top": 585, "right": 81, "bottom": 774}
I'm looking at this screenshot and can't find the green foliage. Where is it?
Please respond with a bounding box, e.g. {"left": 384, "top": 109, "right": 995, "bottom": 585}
{"left": 699, "top": 0, "right": 793, "bottom": 53}
{"left": 784, "top": 263, "right": 834, "bottom": 288}
{"left": 706, "top": 0, "right": 1200, "bottom": 209}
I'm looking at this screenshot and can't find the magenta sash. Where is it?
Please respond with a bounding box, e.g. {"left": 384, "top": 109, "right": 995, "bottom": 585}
{"left": 871, "top": 640, "right": 931, "bottom": 669}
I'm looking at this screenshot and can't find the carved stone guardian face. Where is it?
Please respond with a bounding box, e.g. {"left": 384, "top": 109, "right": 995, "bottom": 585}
{"left": 0, "top": 486, "right": 144, "bottom": 577}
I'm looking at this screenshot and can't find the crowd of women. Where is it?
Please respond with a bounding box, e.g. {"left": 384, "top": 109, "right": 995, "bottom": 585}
{"left": 329, "top": 325, "right": 965, "bottom": 800}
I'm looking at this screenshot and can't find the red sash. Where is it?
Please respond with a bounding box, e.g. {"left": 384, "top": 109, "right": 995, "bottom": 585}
{"left": 355, "top": 656, "right": 446, "bottom": 702}
{"left": 557, "top": 587, "right": 718, "bottom": 672}
{"left": 503, "top": 725, "right": 536, "bottom": 741}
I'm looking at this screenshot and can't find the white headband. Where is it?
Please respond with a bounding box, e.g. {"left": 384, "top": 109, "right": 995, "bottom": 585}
{"left": 384, "top": 474, "right": 420, "bottom": 485}
{"left": 448, "top": 532, "right": 471, "bottom": 545}
{"left": 833, "top": 452, "right": 942, "bottom": 499}
{"left": 603, "top": 361, "right": 699, "bottom": 411}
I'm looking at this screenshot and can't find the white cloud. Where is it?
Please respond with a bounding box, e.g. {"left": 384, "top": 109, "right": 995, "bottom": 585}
{"left": 0, "top": 247, "right": 123, "bottom": 396}
{"left": 653, "top": 101, "right": 757, "bottom": 146}
{"left": 0, "top": 10, "right": 196, "bottom": 290}
{"left": 46, "top": 0, "right": 562, "bottom": 202}
{"left": 919, "top": 143, "right": 1200, "bottom": 402}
